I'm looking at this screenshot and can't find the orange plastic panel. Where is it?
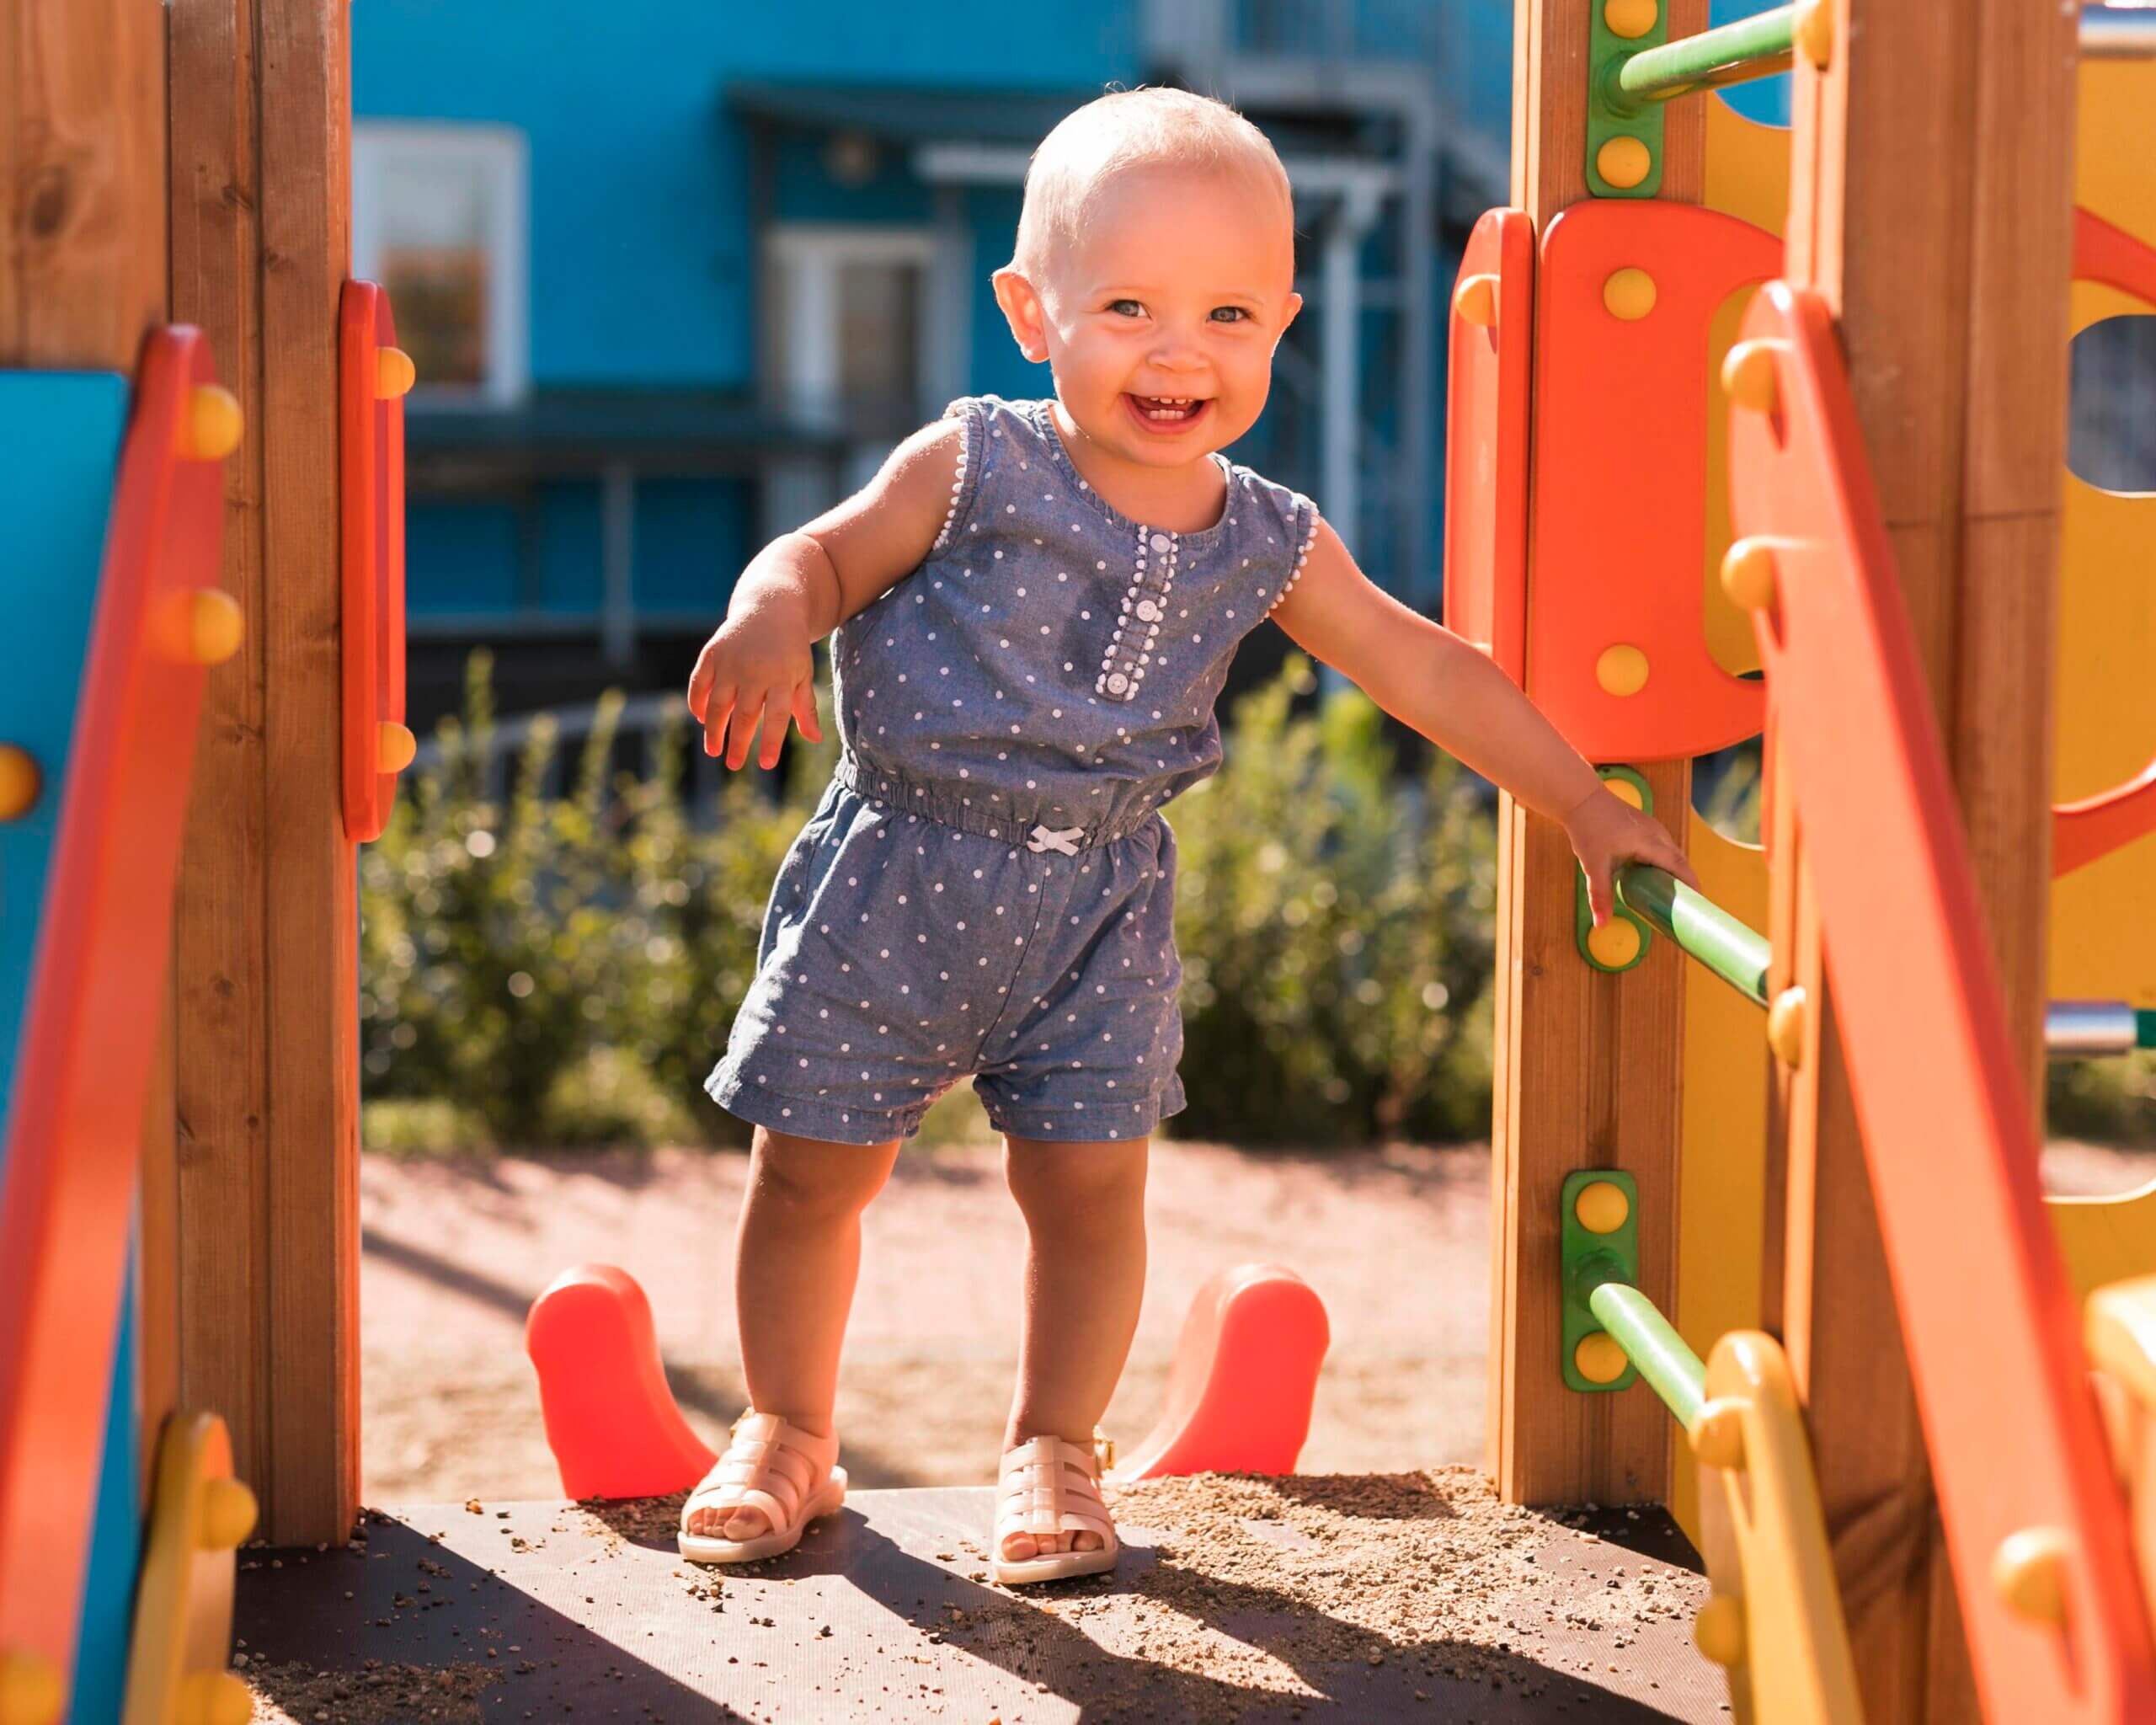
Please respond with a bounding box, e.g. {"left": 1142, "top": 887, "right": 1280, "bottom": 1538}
{"left": 2052, "top": 209, "right": 2156, "bottom": 879}
{"left": 339, "top": 280, "right": 408, "bottom": 844}
{"left": 1727, "top": 280, "right": 2156, "bottom": 1725}
{"left": 526, "top": 1264, "right": 718, "bottom": 1501}
{"left": 1530, "top": 200, "right": 1779, "bottom": 762}
{"left": 0, "top": 328, "right": 227, "bottom": 1682}
{"left": 1109, "top": 1263, "right": 1329, "bottom": 1481}
{"left": 1443, "top": 208, "right": 1534, "bottom": 684}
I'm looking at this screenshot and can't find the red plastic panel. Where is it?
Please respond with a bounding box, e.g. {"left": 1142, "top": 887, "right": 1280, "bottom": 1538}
{"left": 526, "top": 1264, "right": 717, "bottom": 1501}
{"left": 1529, "top": 200, "right": 1779, "bottom": 762}
{"left": 1728, "top": 280, "right": 2156, "bottom": 1725}
{"left": 0, "top": 328, "right": 227, "bottom": 1678}
{"left": 1442, "top": 207, "right": 1534, "bottom": 685}
{"left": 339, "top": 280, "right": 408, "bottom": 844}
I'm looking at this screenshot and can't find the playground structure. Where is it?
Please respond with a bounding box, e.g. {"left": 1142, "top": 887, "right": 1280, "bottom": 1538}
{"left": 4, "top": 2, "right": 2156, "bottom": 1722}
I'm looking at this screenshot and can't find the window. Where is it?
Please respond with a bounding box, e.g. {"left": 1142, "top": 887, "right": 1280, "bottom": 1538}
{"left": 353, "top": 122, "right": 529, "bottom": 408}
{"left": 762, "top": 226, "right": 936, "bottom": 438}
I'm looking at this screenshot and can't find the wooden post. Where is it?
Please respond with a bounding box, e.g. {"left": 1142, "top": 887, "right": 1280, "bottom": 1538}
{"left": 1486, "top": 0, "right": 1706, "bottom": 1507}
{"left": 1769, "top": 0, "right": 2078, "bottom": 1714}
{"left": 168, "top": 0, "right": 359, "bottom": 1546}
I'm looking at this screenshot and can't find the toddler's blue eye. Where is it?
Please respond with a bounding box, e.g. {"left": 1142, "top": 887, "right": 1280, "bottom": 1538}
{"left": 1210, "top": 307, "right": 1251, "bottom": 323}
{"left": 1108, "top": 299, "right": 1144, "bottom": 317}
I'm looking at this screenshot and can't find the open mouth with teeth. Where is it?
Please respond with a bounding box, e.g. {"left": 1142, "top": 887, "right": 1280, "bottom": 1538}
{"left": 1125, "top": 393, "right": 1212, "bottom": 433}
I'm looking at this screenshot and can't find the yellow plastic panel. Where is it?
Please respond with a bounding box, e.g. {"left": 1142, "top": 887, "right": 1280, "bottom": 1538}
{"left": 1672, "top": 810, "right": 1770, "bottom": 1545}
{"left": 1703, "top": 95, "right": 1790, "bottom": 238}
{"left": 2051, "top": 1186, "right": 2156, "bottom": 1306}
{"left": 1695, "top": 1332, "right": 1865, "bottom": 1725}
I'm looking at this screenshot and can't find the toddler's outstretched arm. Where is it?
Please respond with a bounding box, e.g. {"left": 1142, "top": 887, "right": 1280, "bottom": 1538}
{"left": 687, "top": 418, "right": 965, "bottom": 769}
{"left": 1272, "top": 520, "right": 1700, "bottom": 925}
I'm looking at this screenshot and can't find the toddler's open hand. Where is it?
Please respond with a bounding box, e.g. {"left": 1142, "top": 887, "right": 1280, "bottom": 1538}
{"left": 1561, "top": 785, "right": 1700, "bottom": 928}
{"left": 686, "top": 611, "right": 824, "bottom": 772}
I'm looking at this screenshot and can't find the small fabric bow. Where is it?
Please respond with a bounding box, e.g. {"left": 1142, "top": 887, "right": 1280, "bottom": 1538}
{"left": 1026, "top": 825, "right": 1083, "bottom": 857}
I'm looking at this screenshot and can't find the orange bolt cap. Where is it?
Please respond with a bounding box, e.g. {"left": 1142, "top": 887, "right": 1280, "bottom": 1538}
{"left": 1992, "top": 1526, "right": 2073, "bottom": 1627}
{"left": 1575, "top": 1180, "right": 1630, "bottom": 1234}
{"left": 1605, "top": 0, "right": 1658, "bottom": 38}
{"left": 1573, "top": 1333, "right": 1630, "bottom": 1386}
{"left": 376, "top": 347, "right": 417, "bottom": 400}
{"left": 0, "top": 745, "right": 40, "bottom": 822}
{"left": 1602, "top": 267, "right": 1657, "bottom": 321}
{"left": 1596, "top": 644, "right": 1649, "bottom": 697}
{"left": 1720, "top": 538, "right": 1779, "bottom": 611}
{"left": 1694, "top": 1595, "right": 1748, "bottom": 1666}
{"left": 1453, "top": 274, "right": 1499, "bottom": 328}
{"left": 186, "top": 589, "right": 245, "bottom": 666}
{"left": 197, "top": 1477, "right": 259, "bottom": 1551}
{"left": 1722, "top": 340, "right": 1782, "bottom": 415}
{"left": 181, "top": 385, "right": 244, "bottom": 462}
{"left": 1597, "top": 136, "right": 1652, "bottom": 190}
{"left": 1768, "top": 985, "right": 1807, "bottom": 1067}
{"left": 1795, "top": 0, "right": 1833, "bottom": 67}
{"left": 378, "top": 720, "right": 418, "bottom": 775}
{"left": 1588, "top": 918, "right": 1642, "bottom": 969}
{"left": 1604, "top": 777, "right": 1645, "bottom": 811}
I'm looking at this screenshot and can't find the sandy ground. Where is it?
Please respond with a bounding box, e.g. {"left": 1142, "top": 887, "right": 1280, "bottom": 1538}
{"left": 361, "top": 1136, "right": 1492, "bottom": 1506}
{"left": 361, "top": 1133, "right": 2154, "bottom": 1509}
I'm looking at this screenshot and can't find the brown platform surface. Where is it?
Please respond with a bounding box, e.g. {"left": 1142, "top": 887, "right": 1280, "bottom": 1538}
{"left": 236, "top": 1471, "right": 1726, "bottom": 1723}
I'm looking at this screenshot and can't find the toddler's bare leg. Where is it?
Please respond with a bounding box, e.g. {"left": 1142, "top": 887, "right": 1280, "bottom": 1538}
{"left": 687, "top": 1125, "right": 899, "bottom": 1541}
{"left": 1001, "top": 1135, "right": 1148, "bottom": 1560}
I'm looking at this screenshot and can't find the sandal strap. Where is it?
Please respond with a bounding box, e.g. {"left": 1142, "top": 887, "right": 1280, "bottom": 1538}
{"left": 684, "top": 1411, "right": 837, "bottom": 1527}
{"left": 996, "top": 1437, "right": 1116, "bottom": 1546}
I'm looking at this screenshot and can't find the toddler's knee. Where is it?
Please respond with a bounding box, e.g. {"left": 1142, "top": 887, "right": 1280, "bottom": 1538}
{"left": 750, "top": 1130, "right": 893, "bottom": 1220}
{"left": 1004, "top": 1140, "right": 1147, "bottom": 1220}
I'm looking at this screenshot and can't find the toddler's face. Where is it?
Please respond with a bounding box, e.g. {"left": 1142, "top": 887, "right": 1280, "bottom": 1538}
{"left": 1001, "top": 162, "right": 1300, "bottom": 467}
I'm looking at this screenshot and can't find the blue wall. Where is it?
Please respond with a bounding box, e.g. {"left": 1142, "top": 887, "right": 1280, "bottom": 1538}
{"left": 354, "top": 0, "right": 1138, "bottom": 390}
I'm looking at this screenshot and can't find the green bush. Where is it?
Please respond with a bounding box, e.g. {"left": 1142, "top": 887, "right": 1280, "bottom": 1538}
{"left": 360, "top": 651, "right": 1497, "bottom": 1151}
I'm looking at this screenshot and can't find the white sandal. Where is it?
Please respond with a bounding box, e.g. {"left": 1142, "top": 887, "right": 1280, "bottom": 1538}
{"left": 677, "top": 1411, "right": 846, "bottom": 1566}
{"left": 991, "top": 1434, "right": 1119, "bottom": 1585}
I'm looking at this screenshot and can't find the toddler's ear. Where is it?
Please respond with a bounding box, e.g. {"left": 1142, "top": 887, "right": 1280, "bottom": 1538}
{"left": 991, "top": 268, "right": 1051, "bottom": 365}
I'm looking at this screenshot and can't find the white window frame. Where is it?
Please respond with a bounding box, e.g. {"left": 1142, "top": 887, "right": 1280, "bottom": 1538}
{"left": 352, "top": 120, "right": 530, "bottom": 409}
{"left": 762, "top": 224, "right": 939, "bottom": 430}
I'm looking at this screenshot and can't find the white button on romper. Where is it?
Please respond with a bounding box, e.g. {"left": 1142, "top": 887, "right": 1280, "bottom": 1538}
{"left": 706, "top": 395, "right": 1321, "bottom": 1145}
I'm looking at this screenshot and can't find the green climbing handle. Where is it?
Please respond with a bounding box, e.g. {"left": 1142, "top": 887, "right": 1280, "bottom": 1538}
{"left": 1586, "top": 1279, "right": 1707, "bottom": 1431}
{"left": 1614, "top": 865, "right": 1772, "bottom": 1007}
{"left": 1609, "top": 5, "right": 1796, "bottom": 109}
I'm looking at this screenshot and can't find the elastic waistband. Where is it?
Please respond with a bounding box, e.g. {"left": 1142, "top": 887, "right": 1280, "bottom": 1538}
{"left": 832, "top": 754, "right": 1161, "bottom": 852}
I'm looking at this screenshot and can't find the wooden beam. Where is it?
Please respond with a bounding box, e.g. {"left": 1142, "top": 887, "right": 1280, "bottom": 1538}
{"left": 1771, "top": 0, "right": 2078, "bottom": 1713}
{"left": 1488, "top": 0, "right": 1705, "bottom": 1508}
{"left": 168, "top": 0, "right": 358, "bottom": 1546}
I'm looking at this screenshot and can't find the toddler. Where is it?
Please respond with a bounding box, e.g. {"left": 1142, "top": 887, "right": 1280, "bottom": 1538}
{"left": 680, "top": 88, "right": 1694, "bottom": 1583}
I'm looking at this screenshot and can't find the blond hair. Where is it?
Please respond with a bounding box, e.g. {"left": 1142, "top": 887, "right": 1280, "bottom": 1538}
{"left": 1010, "top": 88, "right": 1294, "bottom": 279}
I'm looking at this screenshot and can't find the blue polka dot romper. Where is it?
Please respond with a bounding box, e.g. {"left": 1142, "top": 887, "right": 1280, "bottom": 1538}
{"left": 707, "top": 394, "right": 1320, "bottom": 1145}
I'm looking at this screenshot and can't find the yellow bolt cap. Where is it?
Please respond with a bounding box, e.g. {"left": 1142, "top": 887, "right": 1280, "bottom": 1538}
{"left": 1722, "top": 340, "right": 1781, "bottom": 415}
{"left": 378, "top": 719, "right": 419, "bottom": 775}
{"left": 1603, "top": 777, "right": 1645, "bottom": 811}
{"left": 1694, "top": 1594, "right": 1748, "bottom": 1666}
{"left": 176, "top": 1670, "right": 253, "bottom": 1725}
{"left": 376, "top": 346, "right": 418, "bottom": 401}
{"left": 1575, "top": 1180, "right": 1630, "bottom": 1235}
{"left": 1596, "top": 644, "right": 1649, "bottom": 697}
{"left": 1574, "top": 1332, "right": 1630, "bottom": 1386}
{"left": 0, "top": 746, "right": 40, "bottom": 822}
{"left": 1689, "top": 1398, "right": 1748, "bottom": 1470}
{"left": 188, "top": 589, "right": 245, "bottom": 666}
{"left": 1588, "top": 918, "right": 1642, "bottom": 969}
{"left": 1605, "top": 0, "right": 1658, "bottom": 38}
{"left": 0, "top": 1651, "right": 64, "bottom": 1725}
{"left": 1768, "top": 985, "right": 1808, "bottom": 1068}
{"left": 1795, "top": 0, "right": 1833, "bottom": 66}
{"left": 181, "top": 385, "right": 244, "bottom": 462}
{"left": 1993, "top": 1526, "right": 2073, "bottom": 1626}
{"left": 1602, "top": 268, "right": 1657, "bottom": 322}
{"left": 1720, "top": 538, "right": 1779, "bottom": 612}
{"left": 1597, "top": 136, "right": 1652, "bottom": 191}
{"left": 197, "top": 1476, "right": 259, "bottom": 1551}
{"left": 1453, "top": 274, "right": 1499, "bottom": 329}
